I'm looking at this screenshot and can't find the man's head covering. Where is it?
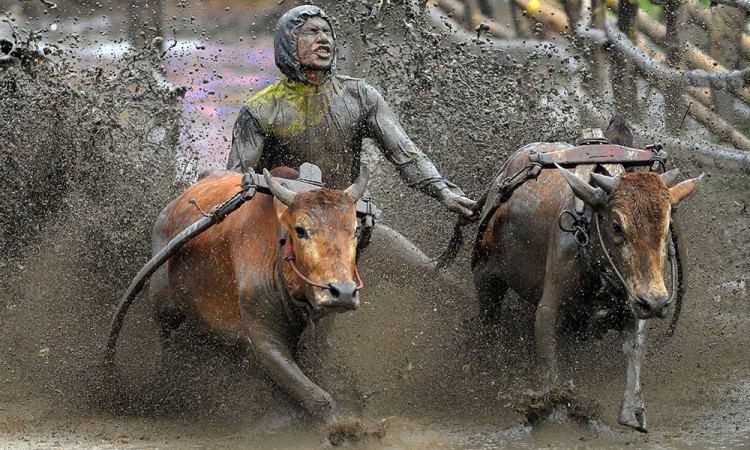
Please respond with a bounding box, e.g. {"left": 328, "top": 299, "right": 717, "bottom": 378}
{"left": 274, "top": 5, "right": 337, "bottom": 84}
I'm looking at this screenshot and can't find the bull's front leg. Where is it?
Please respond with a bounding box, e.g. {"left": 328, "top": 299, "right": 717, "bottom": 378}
{"left": 619, "top": 318, "right": 647, "bottom": 433}
{"left": 249, "top": 326, "right": 337, "bottom": 423}
{"left": 534, "top": 289, "right": 561, "bottom": 383}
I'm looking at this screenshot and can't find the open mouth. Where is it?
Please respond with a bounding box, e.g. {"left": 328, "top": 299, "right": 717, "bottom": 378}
{"left": 313, "top": 45, "right": 331, "bottom": 58}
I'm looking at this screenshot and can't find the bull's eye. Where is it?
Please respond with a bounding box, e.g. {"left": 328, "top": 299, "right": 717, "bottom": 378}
{"left": 354, "top": 228, "right": 362, "bottom": 239}
{"left": 295, "top": 226, "right": 309, "bottom": 239}
{"left": 612, "top": 221, "right": 623, "bottom": 236}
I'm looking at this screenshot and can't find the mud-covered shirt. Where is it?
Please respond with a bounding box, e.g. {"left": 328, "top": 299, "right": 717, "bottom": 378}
{"left": 227, "top": 75, "right": 423, "bottom": 189}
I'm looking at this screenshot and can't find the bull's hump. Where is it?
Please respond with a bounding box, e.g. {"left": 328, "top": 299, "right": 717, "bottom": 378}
{"left": 160, "top": 171, "right": 256, "bottom": 234}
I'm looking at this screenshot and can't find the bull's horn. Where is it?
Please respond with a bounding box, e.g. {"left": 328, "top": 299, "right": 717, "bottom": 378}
{"left": 590, "top": 172, "right": 617, "bottom": 194}
{"left": 344, "top": 166, "right": 370, "bottom": 201}
{"left": 555, "top": 163, "right": 606, "bottom": 208}
{"left": 660, "top": 168, "right": 681, "bottom": 188}
{"left": 264, "top": 168, "right": 296, "bottom": 206}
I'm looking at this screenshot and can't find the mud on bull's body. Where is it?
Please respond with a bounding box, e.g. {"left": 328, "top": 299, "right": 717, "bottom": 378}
{"left": 473, "top": 143, "right": 702, "bottom": 432}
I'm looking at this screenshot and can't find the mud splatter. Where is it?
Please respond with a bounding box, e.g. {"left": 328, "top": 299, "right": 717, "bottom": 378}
{"left": 0, "top": 2, "right": 749, "bottom": 449}
{"left": 326, "top": 417, "right": 387, "bottom": 446}
{"left": 515, "top": 382, "right": 601, "bottom": 427}
{"left": 0, "top": 23, "right": 189, "bottom": 405}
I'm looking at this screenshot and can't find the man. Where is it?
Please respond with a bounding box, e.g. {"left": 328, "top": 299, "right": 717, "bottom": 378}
{"left": 227, "top": 5, "right": 475, "bottom": 218}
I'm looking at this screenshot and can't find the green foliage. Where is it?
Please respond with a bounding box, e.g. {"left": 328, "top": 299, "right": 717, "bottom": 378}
{"left": 638, "top": 0, "right": 663, "bottom": 19}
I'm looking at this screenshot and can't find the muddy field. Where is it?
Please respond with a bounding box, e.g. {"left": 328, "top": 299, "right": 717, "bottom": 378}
{"left": 1, "top": 1, "right": 749, "bottom": 449}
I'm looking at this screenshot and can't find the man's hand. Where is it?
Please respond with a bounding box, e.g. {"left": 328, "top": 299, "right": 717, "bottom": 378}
{"left": 440, "top": 188, "right": 477, "bottom": 219}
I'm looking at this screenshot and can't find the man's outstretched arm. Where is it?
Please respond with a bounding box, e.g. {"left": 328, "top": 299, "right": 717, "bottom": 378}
{"left": 363, "top": 84, "right": 476, "bottom": 218}
{"left": 227, "top": 106, "right": 265, "bottom": 173}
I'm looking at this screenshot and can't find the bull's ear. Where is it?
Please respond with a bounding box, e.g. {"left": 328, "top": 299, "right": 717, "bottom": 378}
{"left": 555, "top": 163, "right": 607, "bottom": 208}
{"left": 669, "top": 173, "right": 703, "bottom": 206}
{"left": 272, "top": 197, "right": 289, "bottom": 223}
{"left": 660, "top": 168, "right": 681, "bottom": 188}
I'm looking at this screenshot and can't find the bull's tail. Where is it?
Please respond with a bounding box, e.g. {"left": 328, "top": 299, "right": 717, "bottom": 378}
{"left": 105, "top": 178, "right": 255, "bottom": 365}
{"left": 104, "top": 215, "right": 216, "bottom": 365}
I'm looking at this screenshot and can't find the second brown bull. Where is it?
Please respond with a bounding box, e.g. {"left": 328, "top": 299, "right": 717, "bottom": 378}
{"left": 143, "top": 167, "right": 368, "bottom": 422}
{"left": 473, "top": 143, "right": 702, "bottom": 432}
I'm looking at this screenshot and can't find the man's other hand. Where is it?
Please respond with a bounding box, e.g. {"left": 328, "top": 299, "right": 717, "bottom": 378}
{"left": 440, "top": 188, "right": 477, "bottom": 219}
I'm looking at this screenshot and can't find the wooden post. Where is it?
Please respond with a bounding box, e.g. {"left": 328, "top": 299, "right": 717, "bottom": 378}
{"left": 710, "top": 4, "right": 747, "bottom": 125}
{"left": 563, "top": 0, "right": 583, "bottom": 26}
{"left": 663, "top": 0, "right": 685, "bottom": 133}
{"left": 611, "top": 0, "right": 640, "bottom": 121}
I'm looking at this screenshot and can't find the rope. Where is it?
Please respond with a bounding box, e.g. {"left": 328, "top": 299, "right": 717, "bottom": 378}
{"left": 594, "top": 213, "right": 640, "bottom": 301}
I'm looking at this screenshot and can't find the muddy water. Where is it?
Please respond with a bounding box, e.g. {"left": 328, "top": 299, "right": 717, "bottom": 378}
{"left": 1, "top": 1, "right": 749, "bottom": 449}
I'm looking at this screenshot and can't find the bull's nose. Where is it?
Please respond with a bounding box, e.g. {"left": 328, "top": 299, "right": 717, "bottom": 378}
{"left": 635, "top": 294, "right": 671, "bottom": 319}
{"left": 323, "top": 281, "right": 360, "bottom": 310}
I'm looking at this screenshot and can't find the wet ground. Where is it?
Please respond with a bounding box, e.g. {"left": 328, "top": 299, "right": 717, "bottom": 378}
{"left": 0, "top": 170, "right": 748, "bottom": 449}
{"left": 1, "top": 1, "right": 750, "bottom": 449}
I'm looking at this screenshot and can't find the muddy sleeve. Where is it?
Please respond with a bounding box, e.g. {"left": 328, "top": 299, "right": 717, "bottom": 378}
{"left": 362, "top": 84, "right": 450, "bottom": 199}
{"left": 227, "top": 105, "right": 265, "bottom": 173}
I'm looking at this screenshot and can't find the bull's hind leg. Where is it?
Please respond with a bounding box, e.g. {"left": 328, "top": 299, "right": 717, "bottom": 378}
{"left": 150, "top": 266, "right": 185, "bottom": 352}
{"left": 473, "top": 268, "right": 509, "bottom": 325}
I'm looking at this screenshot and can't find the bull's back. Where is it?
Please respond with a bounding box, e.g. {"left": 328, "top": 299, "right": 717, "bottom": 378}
{"left": 475, "top": 144, "right": 574, "bottom": 301}
{"left": 153, "top": 171, "right": 278, "bottom": 337}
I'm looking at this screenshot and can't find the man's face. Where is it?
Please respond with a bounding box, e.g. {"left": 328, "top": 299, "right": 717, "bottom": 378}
{"left": 297, "top": 16, "right": 334, "bottom": 72}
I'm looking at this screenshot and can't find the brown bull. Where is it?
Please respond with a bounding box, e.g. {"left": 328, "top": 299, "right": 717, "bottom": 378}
{"left": 148, "top": 167, "right": 368, "bottom": 422}
{"left": 473, "top": 143, "right": 701, "bottom": 432}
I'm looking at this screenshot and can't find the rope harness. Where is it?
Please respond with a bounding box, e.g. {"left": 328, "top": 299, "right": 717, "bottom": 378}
{"left": 436, "top": 159, "right": 543, "bottom": 269}
{"left": 275, "top": 226, "right": 365, "bottom": 327}
{"left": 278, "top": 227, "right": 364, "bottom": 292}
{"left": 557, "top": 201, "right": 682, "bottom": 335}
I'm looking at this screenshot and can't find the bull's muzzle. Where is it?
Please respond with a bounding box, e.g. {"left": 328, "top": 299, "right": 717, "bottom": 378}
{"left": 318, "top": 281, "right": 360, "bottom": 311}
{"left": 634, "top": 294, "right": 671, "bottom": 319}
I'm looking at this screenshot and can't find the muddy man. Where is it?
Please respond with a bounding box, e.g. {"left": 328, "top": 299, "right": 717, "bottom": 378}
{"left": 227, "top": 5, "right": 476, "bottom": 218}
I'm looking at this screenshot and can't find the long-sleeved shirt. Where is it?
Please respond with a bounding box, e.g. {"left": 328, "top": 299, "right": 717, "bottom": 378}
{"left": 227, "top": 75, "right": 441, "bottom": 191}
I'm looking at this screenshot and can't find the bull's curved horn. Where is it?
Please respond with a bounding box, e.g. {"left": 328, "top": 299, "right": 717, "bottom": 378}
{"left": 590, "top": 172, "right": 617, "bottom": 194}
{"left": 660, "top": 168, "right": 681, "bottom": 188}
{"left": 554, "top": 163, "right": 606, "bottom": 208}
{"left": 344, "top": 166, "right": 370, "bottom": 201}
{"left": 263, "top": 168, "right": 296, "bottom": 206}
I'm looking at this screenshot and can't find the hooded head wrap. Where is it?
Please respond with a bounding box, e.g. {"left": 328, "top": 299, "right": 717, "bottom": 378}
{"left": 273, "top": 5, "right": 337, "bottom": 84}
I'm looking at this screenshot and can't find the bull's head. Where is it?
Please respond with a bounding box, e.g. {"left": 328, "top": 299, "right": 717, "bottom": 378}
{"left": 557, "top": 166, "right": 702, "bottom": 320}
{"left": 264, "top": 168, "right": 369, "bottom": 313}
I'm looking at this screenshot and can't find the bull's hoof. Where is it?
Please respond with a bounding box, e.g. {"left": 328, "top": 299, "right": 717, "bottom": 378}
{"left": 516, "top": 382, "right": 601, "bottom": 427}
{"left": 618, "top": 406, "right": 648, "bottom": 433}
{"left": 309, "top": 392, "right": 338, "bottom": 424}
